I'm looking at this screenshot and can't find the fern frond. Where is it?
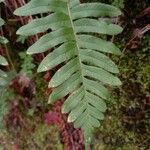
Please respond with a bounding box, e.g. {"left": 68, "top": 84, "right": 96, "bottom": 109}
{"left": 0, "top": 18, "right": 4, "bottom": 26}
{"left": 14, "top": 0, "right": 122, "bottom": 146}
{"left": 0, "top": 18, "right": 8, "bottom": 44}
{"left": 0, "top": 17, "right": 8, "bottom": 87}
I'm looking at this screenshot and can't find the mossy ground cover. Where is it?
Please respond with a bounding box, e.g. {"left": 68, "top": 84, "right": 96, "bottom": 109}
{"left": 0, "top": 0, "right": 149, "bottom": 149}
{"left": 92, "top": 35, "right": 150, "bottom": 150}
{"left": 1, "top": 36, "right": 149, "bottom": 150}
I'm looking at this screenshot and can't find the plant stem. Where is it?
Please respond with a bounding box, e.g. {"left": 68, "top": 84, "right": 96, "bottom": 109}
{"left": 4, "top": 44, "right": 16, "bottom": 72}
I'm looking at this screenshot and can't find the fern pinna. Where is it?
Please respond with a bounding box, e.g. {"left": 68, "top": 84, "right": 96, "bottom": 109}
{"left": 14, "top": 0, "right": 122, "bottom": 147}
{"left": 0, "top": 17, "right": 8, "bottom": 86}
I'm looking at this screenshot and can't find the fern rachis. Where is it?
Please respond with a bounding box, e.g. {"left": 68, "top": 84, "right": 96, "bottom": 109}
{"left": 0, "top": 12, "right": 9, "bottom": 128}
{"left": 0, "top": 17, "right": 8, "bottom": 86}
{"left": 14, "top": 0, "right": 123, "bottom": 147}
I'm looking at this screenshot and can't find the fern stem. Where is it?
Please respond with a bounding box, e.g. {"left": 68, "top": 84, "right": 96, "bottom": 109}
{"left": 67, "top": 3, "right": 90, "bottom": 149}
{"left": 4, "top": 44, "right": 16, "bottom": 72}
{"left": 67, "top": 3, "right": 85, "bottom": 91}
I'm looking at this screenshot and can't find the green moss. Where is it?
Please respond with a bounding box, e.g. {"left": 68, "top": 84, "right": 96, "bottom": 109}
{"left": 92, "top": 35, "right": 150, "bottom": 150}
{"left": 19, "top": 51, "right": 36, "bottom": 78}
{"left": 31, "top": 124, "right": 63, "bottom": 150}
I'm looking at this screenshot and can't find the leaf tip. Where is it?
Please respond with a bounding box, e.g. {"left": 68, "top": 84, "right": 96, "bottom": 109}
{"left": 27, "top": 47, "right": 35, "bottom": 55}
{"left": 2, "top": 61, "right": 8, "bottom": 66}
{"left": 26, "top": 51, "right": 32, "bottom": 55}
{"left": 48, "top": 96, "right": 52, "bottom": 104}
{"left": 48, "top": 81, "right": 52, "bottom": 88}
{"left": 48, "top": 80, "right": 56, "bottom": 88}
{"left": 67, "top": 116, "right": 72, "bottom": 123}
{"left": 13, "top": 9, "right": 20, "bottom": 16}
{"left": 61, "top": 106, "right": 67, "bottom": 114}
{"left": 16, "top": 30, "right": 21, "bottom": 35}
{"left": 116, "top": 49, "right": 122, "bottom": 55}
{"left": 37, "top": 66, "right": 43, "bottom": 73}
{"left": 117, "top": 79, "right": 122, "bottom": 86}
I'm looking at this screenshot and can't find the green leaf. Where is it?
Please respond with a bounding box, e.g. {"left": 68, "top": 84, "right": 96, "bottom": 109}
{"left": 14, "top": 0, "right": 52, "bottom": 16}
{"left": 0, "top": 18, "right": 4, "bottom": 26}
{"left": 71, "top": 3, "right": 122, "bottom": 19}
{"left": 74, "top": 18, "right": 123, "bottom": 35}
{"left": 86, "top": 92, "right": 107, "bottom": 113}
{"left": 82, "top": 64, "right": 122, "bottom": 86}
{"left": 17, "top": 13, "right": 71, "bottom": 36}
{"left": 68, "top": 100, "right": 86, "bottom": 122}
{"left": 27, "top": 28, "right": 74, "bottom": 54}
{"left": 0, "top": 18, "right": 9, "bottom": 44}
{"left": 0, "top": 77, "right": 7, "bottom": 86}
{"left": 14, "top": 0, "right": 69, "bottom": 16}
{"left": 0, "top": 55, "right": 8, "bottom": 66}
{"left": 49, "top": 71, "right": 81, "bottom": 103}
{"left": 78, "top": 35, "right": 121, "bottom": 55}
{"left": 0, "top": 69, "right": 7, "bottom": 78}
{"left": 74, "top": 109, "right": 88, "bottom": 128}
{"left": 49, "top": 57, "right": 79, "bottom": 87}
{"left": 84, "top": 78, "right": 110, "bottom": 100}
{"left": 37, "top": 42, "right": 76, "bottom": 72}
{"left": 15, "top": 0, "right": 122, "bottom": 147}
{"left": 69, "top": 0, "right": 80, "bottom": 8}
{"left": 79, "top": 49, "right": 119, "bottom": 73}
{"left": 0, "top": 36, "right": 9, "bottom": 44}
{"left": 62, "top": 86, "right": 84, "bottom": 113}
{"left": 0, "top": 0, "right": 5, "bottom": 3}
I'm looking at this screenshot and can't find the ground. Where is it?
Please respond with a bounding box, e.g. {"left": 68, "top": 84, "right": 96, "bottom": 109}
{"left": 0, "top": 0, "right": 149, "bottom": 150}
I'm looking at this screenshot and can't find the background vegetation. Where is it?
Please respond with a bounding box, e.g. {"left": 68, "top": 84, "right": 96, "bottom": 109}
{"left": 0, "top": 0, "right": 149, "bottom": 149}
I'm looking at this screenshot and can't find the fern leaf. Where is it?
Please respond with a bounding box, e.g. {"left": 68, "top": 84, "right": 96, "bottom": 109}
{"left": 71, "top": 3, "right": 122, "bottom": 19}
{"left": 17, "top": 13, "right": 71, "bottom": 36}
{"left": 79, "top": 49, "right": 119, "bottom": 73}
{"left": 0, "top": 70, "right": 7, "bottom": 78}
{"left": 0, "top": 56, "right": 8, "bottom": 87}
{"left": 0, "top": 18, "right": 8, "bottom": 87}
{"left": 78, "top": 35, "right": 121, "bottom": 54}
{"left": 49, "top": 57, "right": 79, "bottom": 87}
{"left": 27, "top": 28, "right": 74, "bottom": 54}
{"left": 0, "top": 18, "right": 4, "bottom": 26}
{"left": 0, "top": 55, "right": 8, "bottom": 66}
{"left": 37, "top": 42, "right": 76, "bottom": 72}
{"left": 0, "top": 18, "right": 8, "bottom": 44}
{"left": 14, "top": 0, "right": 122, "bottom": 147}
{"left": 74, "top": 18, "right": 122, "bottom": 35}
